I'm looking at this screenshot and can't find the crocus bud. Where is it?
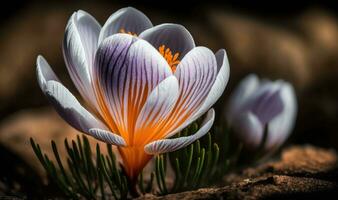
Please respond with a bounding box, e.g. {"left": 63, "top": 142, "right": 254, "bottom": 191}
{"left": 225, "top": 74, "right": 297, "bottom": 151}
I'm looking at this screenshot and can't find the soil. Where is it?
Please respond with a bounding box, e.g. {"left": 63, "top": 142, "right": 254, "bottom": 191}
{"left": 138, "top": 145, "right": 338, "bottom": 200}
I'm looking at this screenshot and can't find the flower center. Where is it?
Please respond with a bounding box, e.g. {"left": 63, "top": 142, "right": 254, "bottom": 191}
{"left": 119, "top": 28, "right": 137, "bottom": 36}
{"left": 158, "top": 45, "right": 180, "bottom": 72}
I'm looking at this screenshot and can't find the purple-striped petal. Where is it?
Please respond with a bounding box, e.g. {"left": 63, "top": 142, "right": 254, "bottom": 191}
{"left": 94, "top": 34, "right": 172, "bottom": 139}
{"left": 139, "top": 23, "right": 195, "bottom": 59}
{"left": 63, "top": 10, "right": 101, "bottom": 109}
{"left": 163, "top": 47, "right": 217, "bottom": 138}
{"left": 144, "top": 109, "right": 215, "bottom": 155}
{"left": 135, "top": 76, "right": 179, "bottom": 133}
{"left": 188, "top": 49, "right": 230, "bottom": 123}
{"left": 98, "top": 7, "right": 152, "bottom": 44}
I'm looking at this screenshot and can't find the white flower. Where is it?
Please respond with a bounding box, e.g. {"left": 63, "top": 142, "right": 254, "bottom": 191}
{"left": 226, "top": 74, "right": 297, "bottom": 151}
{"left": 36, "top": 7, "right": 230, "bottom": 179}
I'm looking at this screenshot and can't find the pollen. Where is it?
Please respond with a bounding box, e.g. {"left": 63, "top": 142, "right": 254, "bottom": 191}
{"left": 119, "top": 28, "right": 137, "bottom": 36}
{"left": 158, "top": 45, "right": 180, "bottom": 72}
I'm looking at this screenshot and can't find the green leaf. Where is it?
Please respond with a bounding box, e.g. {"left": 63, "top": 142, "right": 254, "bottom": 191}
{"left": 30, "top": 116, "right": 233, "bottom": 198}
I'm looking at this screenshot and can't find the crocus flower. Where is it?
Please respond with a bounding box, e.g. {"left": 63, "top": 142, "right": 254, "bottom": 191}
{"left": 225, "top": 74, "right": 297, "bottom": 151}
{"left": 36, "top": 7, "right": 230, "bottom": 181}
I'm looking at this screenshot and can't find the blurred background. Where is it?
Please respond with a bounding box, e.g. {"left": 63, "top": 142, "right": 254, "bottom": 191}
{"left": 0, "top": 0, "right": 337, "bottom": 197}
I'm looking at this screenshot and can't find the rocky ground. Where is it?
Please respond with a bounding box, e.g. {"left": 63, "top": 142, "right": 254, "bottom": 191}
{"left": 1, "top": 136, "right": 337, "bottom": 199}
{"left": 1, "top": 108, "right": 337, "bottom": 199}
{"left": 138, "top": 146, "right": 338, "bottom": 200}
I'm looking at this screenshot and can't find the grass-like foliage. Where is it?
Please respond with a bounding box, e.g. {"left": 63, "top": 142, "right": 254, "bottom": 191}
{"left": 152, "top": 124, "right": 228, "bottom": 195}
{"left": 31, "top": 136, "right": 129, "bottom": 199}
{"left": 30, "top": 123, "right": 231, "bottom": 199}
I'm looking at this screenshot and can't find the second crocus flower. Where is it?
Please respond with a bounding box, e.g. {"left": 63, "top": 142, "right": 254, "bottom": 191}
{"left": 225, "top": 74, "right": 297, "bottom": 151}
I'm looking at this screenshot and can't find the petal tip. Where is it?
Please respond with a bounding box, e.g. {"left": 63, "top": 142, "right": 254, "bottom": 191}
{"left": 36, "top": 55, "right": 46, "bottom": 66}
{"left": 89, "top": 128, "right": 127, "bottom": 146}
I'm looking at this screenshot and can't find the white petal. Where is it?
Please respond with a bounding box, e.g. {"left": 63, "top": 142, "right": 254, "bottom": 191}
{"left": 63, "top": 10, "right": 101, "bottom": 108}
{"left": 135, "top": 76, "right": 179, "bottom": 132}
{"left": 45, "top": 80, "right": 107, "bottom": 134}
{"left": 36, "top": 55, "right": 59, "bottom": 90}
{"left": 233, "top": 111, "right": 264, "bottom": 149}
{"left": 89, "top": 128, "right": 126, "bottom": 146}
{"left": 188, "top": 49, "right": 230, "bottom": 124}
{"left": 226, "top": 74, "right": 260, "bottom": 124}
{"left": 139, "top": 23, "right": 195, "bottom": 58}
{"left": 144, "top": 109, "right": 215, "bottom": 155}
{"left": 267, "top": 83, "right": 297, "bottom": 149}
{"left": 98, "top": 7, "right": 152, "bottom": 44}
{"left": 37, "top": 56, "right": 106, "bottom": 134}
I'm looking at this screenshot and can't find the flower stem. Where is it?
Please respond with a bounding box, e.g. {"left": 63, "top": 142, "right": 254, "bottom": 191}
{"left": 128, "top": 178, "right": 140, "bottom": 198}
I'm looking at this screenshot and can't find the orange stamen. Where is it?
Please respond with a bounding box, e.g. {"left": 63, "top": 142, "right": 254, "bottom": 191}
{"left": 158, "top": 45, "right": 180, "bottom": 72}
{"left": 119, "top": 28, "right": 138, "bottom": 36}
